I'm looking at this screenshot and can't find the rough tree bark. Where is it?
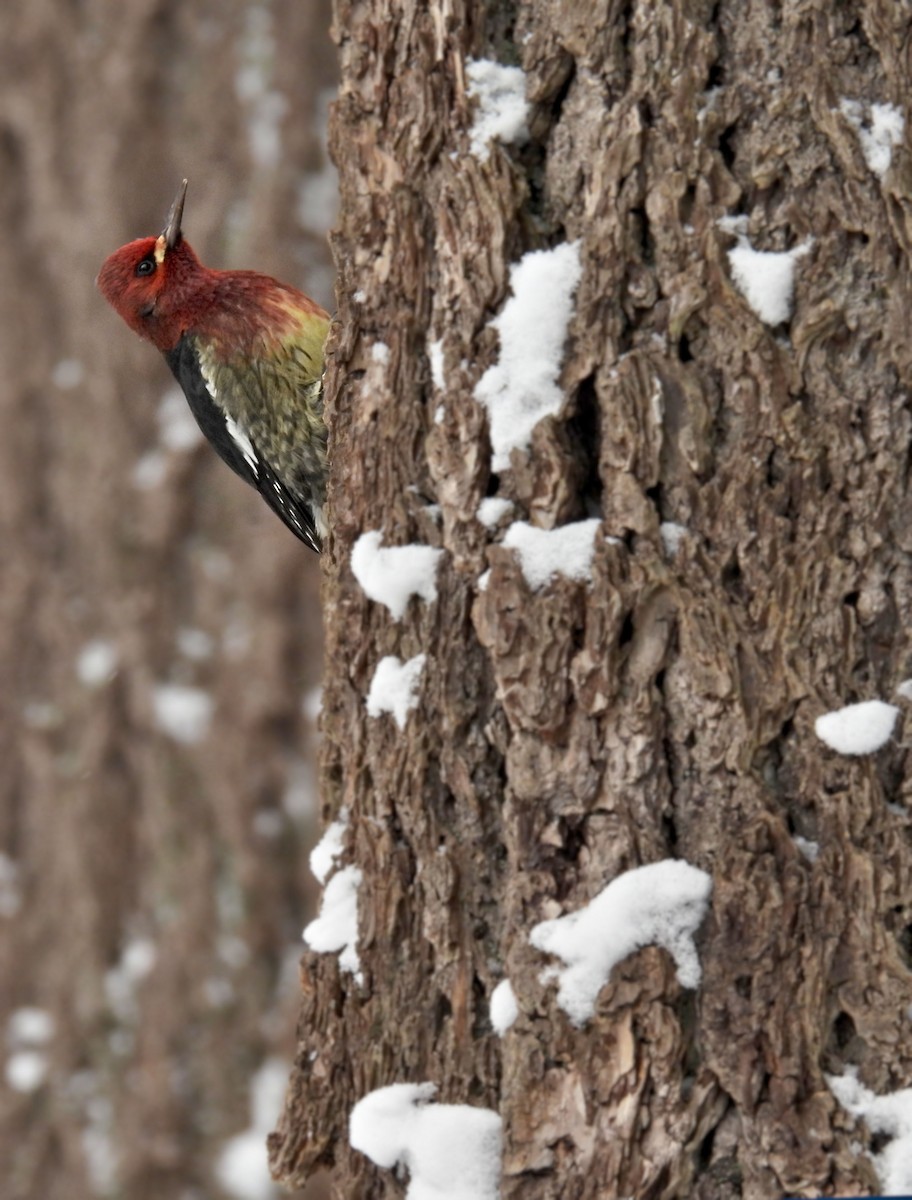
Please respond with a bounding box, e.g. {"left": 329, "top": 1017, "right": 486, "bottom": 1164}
{"left": 271, "top": 1, "right": 912, "bottom": 1198}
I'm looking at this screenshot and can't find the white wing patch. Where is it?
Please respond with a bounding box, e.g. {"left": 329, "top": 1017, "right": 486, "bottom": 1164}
{"left": 225, "top": 414, "right": 259, "bottom": 474}
{"left": 198, "top": 358, "right": 260, "bottom": 477}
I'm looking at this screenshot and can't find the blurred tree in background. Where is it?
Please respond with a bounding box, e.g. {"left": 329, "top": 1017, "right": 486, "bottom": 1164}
{"left": 0, "top": 3, "right": 334, "bottom": 1197}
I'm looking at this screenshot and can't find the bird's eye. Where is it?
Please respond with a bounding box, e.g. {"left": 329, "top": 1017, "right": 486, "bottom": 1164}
{"left": 135, "top": 258, "right": 156, "bottom": 277}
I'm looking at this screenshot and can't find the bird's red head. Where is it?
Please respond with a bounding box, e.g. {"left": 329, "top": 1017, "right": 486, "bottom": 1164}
{"left": 97, "top": 180, "right": 214, "bottom": 353}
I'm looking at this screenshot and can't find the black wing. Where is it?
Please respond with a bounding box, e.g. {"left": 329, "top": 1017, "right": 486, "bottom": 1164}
{"left": 164, "top": 337, "right": 322, "bottom": 552}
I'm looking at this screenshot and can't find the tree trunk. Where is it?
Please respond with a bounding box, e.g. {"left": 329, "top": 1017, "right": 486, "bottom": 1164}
{"left": 271, "top": 1, "right": 912, "bottom": 1197}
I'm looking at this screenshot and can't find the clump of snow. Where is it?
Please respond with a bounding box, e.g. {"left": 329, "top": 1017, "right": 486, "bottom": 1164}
{"left": 151, "top": 683, "right": 214, "bottom": 745}
{"left": 8, "top": 1007, "right": 55, "bottom": 1047}
{"left": 474, "top": 242, "right": 583, "bottom": 471}
{"left": 349, "top": 1082, "right": 502, "bottom": 1200}
{"left": 371, "top": 342, "right": 391, "bottom": 365}
{"left": 530, "top": 860, "right": 713, "bottom": 1026}
{"left": 235, "top": 5, "right": 287, "bottom": 171}
{"left": 896, "top": 679, "right": 912, "bottom": 701}
{"left": 177, "top": 627, "right": 214, "bottom": 661}
{"left": 302, "top": 686, "right": 323, "bottom": 724}
{"left": 840, "top": 99, "right": 904, "bottom": 177}
{"left": 660, "top": 522, "right": 688, "bottom": 557}
{"left": 428, "top": 339, "right": 446, "bottom": 391}
{"left": 303, "top": 865, "right": 363, "bottom": 979}
{"left": 76, "top": 640, "right": 118, "bottom": 688}
{"left": 794, "top": 836, "right": 820, "bottom": 863}
{"left": 5, "top": 1049, "right": 48, "bottom": 1093}
{"left": 51, "top": 358, "right": 85, "bottom": 390}
{"left": 503, "top": 519, "right": 602, "bottom": 590}
{"left": 489, "top": 980, "right": 519, "bottom": 1035}
{"left": 477, "top": 497, "right": 513, "bottom": 528}
{"left": 366, "top": 654, "right": 426, "bottom": 730}
{"left": 726, "top": 235, "right": 812, "bottom": 325}
{"left": 216, "top": 1058, "right": 288, "bottom": 1200}
{"left": 105, "top": 937, "right": 157, "bottom": 1022}
{"left": 466, "top": 58, "right": 530, "bottom": 162}
{"left": 477, "top": 569, "right": 492, "bottom": 592}
{"left": 309, "top": 814, "right": 348, "bottom": 885}
{"left": 828, "top": 1067, "right": 912, "bottom": 1195}
{"left": 131, "top": 452, "right": 168, "bottom": 490}
{"left": 814, "top": 699, "right": 899, "bottom": 756}
{"left": 298, "top": 86, "right": 339, "bottom": 238}
{"left": 81, "top": 1090, "right": 119, "bottom": 1194}
{"left": 158, "top": 387, "right": 204, "bottom": 452}
{"left": 351, "top": 531, "right": 444, "bottom": 621}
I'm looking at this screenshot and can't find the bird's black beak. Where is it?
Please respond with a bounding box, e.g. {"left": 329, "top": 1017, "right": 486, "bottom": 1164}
{"left": 162, "top": 179, "right": 188, "bottom": 250}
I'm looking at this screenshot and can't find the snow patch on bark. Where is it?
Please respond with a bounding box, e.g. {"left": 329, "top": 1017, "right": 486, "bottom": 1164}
{"left": 474, "top": 243, "right": 583, "bottom": 470}
{"left": 814, "top": 699, "right": 899, "bottom": 756}
{"left": 350, "top": 1082, "right": 502, "bottom": 1199}
{"left": 530, "top": 860, "right": 713, "bottom": 1026}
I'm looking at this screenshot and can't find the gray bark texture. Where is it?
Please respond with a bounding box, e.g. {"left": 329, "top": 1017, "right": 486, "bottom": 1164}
{"left": 270, "top": 1, "right": 912, "bottom": 1198}
{"left": 0, "top": 2, "right": 333, "bottom": 1198}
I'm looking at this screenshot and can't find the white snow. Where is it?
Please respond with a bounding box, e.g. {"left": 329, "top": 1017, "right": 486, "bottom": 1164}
{"left": 530, "top": 859, "right": 713, "bottom": 1026}
{"left": 349, "top": 1082, "right": 502, "bottom": 1200}
{"left": 235, "top": 5, "right": 287, "bottom": 171}
{"left": 475, "top": 243, "right": 583, "bottom": 471}
{"left": 428, "top": 339, "right": 446, "bottom": 390}
{"left": 302, "top": 685, "right": 323, "bottom": 723}
{"left": 76, "top": 640, "right": 118, "bottom": 688}
{"left": 727, "top": 237, "right": 811, "bottom": 325}
{"left": 131, "top": 451, "right": 168, "bottom": 490}
{"left": 351, "top": 531, "right": 444, "bottom": 621}
{"left": 303, "top": 865, "right": 363, "bottom": 978}
{"left": 309, "top": 815, "right": 348, "bottom": 885}
{"left": 177, "top": 627, "right": 214, "bottom": 661}
{"left": 7, "top": 1007, "right": 55, "bottom": 1047}
{"left": 503, "top": 519, "right": 602, "bottom": 590}
{"left": 814, "top": 699, "right": 899, "bottom": 756}
{"left": 51, "top": 358, "right": 85, "bottom": 390}
{"left": 366, "top": 654, "right": 426, "bottom": 730}
{"left": 297, "top": 86, "right": 340, "bottom": 238}
{"left": 477, "top": 569, "right": 491, "bottom": 592}
{"left": 489, "top": 980, "right": 518, "bottom": 1035}
{"left": 828, "top": 1067, "right": 912, "bottom": 1195}
{"left": 5, "top": 1050, "right": 48, "bottom": 1093}
{"left": 660, "top": 522, "right": 688, "bottom": 557}
{"left": 794, "top": 836, "right": 820, "bottom": 863}
{"left": 466, "top": 58, "right": 530, "bottom": 162}
{"left": 477, "top": 497, "right": 513, "bottom": 528}
{"left": 215, "top": 1058, "right": 288, "bottom": 1200}
{"left": 105, "top": 938, "right": 157, "bottom": 1022}
{"left": 157, "top": 388, "right": 204, "bottom": 452}
{"left": 371, "top": 342, "right": 391, "bottom": 365}
{"left": 81, "top": 1092, "right": 119, "bottom": 1194}
{"left": 840, "top": 99, "right": 905, "bottom": 177}
{"left": 151, "top": 683, "right": 214, "bottom": 744}
{"left": 897, "top": 679, "right": 912, "bottom": 701}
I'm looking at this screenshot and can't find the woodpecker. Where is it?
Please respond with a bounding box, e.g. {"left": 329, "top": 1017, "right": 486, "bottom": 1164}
{"left": 97, "top": 180, "right": 330, "bottom": 551}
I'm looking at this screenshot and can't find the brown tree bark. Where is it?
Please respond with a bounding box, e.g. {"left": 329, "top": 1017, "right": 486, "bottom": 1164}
{"left": 0, "top": 3, "right": 334, "bottom": 1198}
{"left": 272, "top": 1, "right": 912, "bottom": 1198}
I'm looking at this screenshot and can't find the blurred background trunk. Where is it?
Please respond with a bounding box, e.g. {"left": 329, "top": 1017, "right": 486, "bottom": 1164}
{"left": 271, "top": 1, "right": 912, "bottom": 1198}
{"left": 0, "top": 2, "right": 335, "bottom": 1198}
